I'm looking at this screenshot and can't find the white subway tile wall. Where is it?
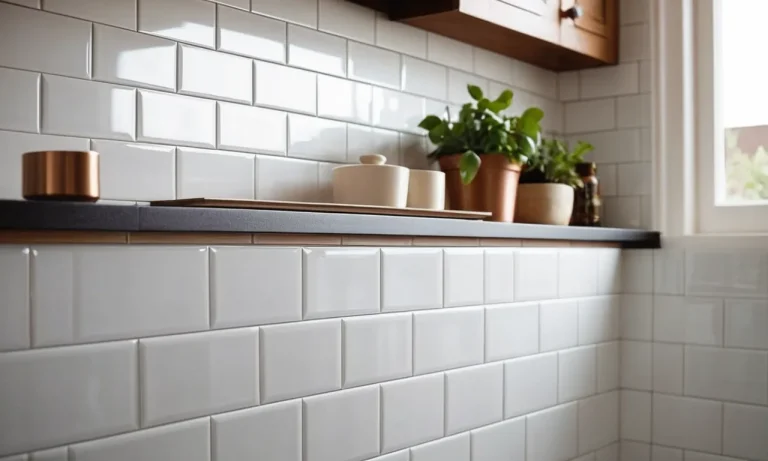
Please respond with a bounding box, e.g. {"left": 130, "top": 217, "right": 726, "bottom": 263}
{"left": 0, "top": 0, "right": 563, "bottom": 203}
{"left": 0, "top": 244, "right": 622, "bottom": 459}
{"left": 563, "top": 0, "right": 652, "bottom": 229}
{"left": 622, "top": 243, "right": 768, "bottom": 461}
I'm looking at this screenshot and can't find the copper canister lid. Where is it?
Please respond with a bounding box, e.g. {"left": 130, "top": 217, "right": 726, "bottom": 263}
{"left": 22, "top": 151, "right": 99, "bottom": 202}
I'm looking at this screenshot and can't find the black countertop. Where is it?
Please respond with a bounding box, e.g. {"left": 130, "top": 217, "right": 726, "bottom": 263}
{"left": 0, "top": 200, "right": 660, "bottom": 248}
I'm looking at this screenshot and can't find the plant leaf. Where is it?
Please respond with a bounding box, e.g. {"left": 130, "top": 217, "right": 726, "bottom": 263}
{"left": 459, "top": 150, "right": 481, "bottom": 185}
{"left": 572, "top": 141, "right": 594, "bottom": 160}
{"left": 418, "top": 115, "right": 443, "bottom": 131}
{"left": 428, "top": 123, "right": 448, "bottom": 144}
{"left": 493, "top": 90, "right": 514, "bottom": 110}
{"left": 467, "top": 84, "right": 484, "bottom": 101}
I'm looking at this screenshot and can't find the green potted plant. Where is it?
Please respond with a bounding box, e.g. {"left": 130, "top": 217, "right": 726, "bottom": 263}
{"left": 418, "top": 84, "right": 544, "bottom": 222}
{"left": 515, "top": 138, "right": 594, "bottom": 225}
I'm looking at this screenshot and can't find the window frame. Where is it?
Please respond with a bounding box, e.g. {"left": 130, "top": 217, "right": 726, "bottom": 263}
{"left": 655, "top": 0, "right": 768, "bottom": 236}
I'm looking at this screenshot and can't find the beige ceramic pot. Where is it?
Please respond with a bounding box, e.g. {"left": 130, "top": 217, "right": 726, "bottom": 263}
{"left": 515, "top": 183, "right": 575, "bottom": 225}
{"left": 332, "top": 154, "right": 409, "bottom": 207}
{"left": 407, "top": 169, "right": 445, "bottom": 210}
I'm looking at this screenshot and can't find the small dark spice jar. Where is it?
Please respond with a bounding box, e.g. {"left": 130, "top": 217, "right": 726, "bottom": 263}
{"left": 571, "top": 162, "right": 601, "bottom": 226}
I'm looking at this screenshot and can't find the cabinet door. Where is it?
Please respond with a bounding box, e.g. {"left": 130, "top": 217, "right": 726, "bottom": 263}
{"left": 560, "top": 0, "right": 618, "bottom": 63}
{"left": 463, "top": 0, "right": 561, "bottom": 44}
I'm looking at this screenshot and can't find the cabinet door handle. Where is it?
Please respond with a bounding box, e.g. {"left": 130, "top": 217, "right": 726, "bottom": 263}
{"left": 562, "top": 4, "right": 584, "bottom": 20}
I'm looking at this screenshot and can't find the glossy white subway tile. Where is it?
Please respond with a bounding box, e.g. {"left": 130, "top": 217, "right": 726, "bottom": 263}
{"left": 212, "top": 400, "right": 301, "bottom": 461}
{"left": 621, "top": 441, "right": 651, "bottom": 461}
{"left": 370, "top": 452, "right": 410, "bottom": 461}
{"left": 0, "top": 131, "right": 89, "bottom": 199}
{"left": 317, "top": 75, "right": 372, "bottom": 124}
{"left": 620, "top": 0, "right": 650, "bottom": 24}
{"left": 650, "top": 446, "right": 682, "bottom": 461}
{"left": 218, "top": 5, "right": 286, "bottom": 63}
{"left": 317, "top": 161, "right": 336, "bottom": 201}
{"left": 93, "top": 140, "right": 176, "bottom": 201}
{"left": 725, "top": 299, "right": 768, "bottom": 349}
{"left": 0, "top": 341, "right": 138, "bottom": 456}
{"left": 413, "top": 307, "right": 484, "bottom": 374}
{"left": 580, "top": 63, "right": 639, "bottom": 99}
{"left": 0, "top": 68, "right": 39, "bottom": 133}
{"left": 138, "top": 0, "right": 215, "bottom": 48}
{"left": 447, "top": 69, "right": 489, "bottom": 105}
{"left": 303, "top": 247, "right": 380, "bottom": 319}
{"left": 558, "top": 346, "right": 597, "bottom": 403}
{"left": 288, "top": 25, "right": 347, "bottom": 76}
{"left": 579, "top": 391, "right": 619, "bottom": 454}
{"left": 621, "top": 294, "right": 653, "bottom": 341}
{"left": 621, "top": 341, "right": 652, "bottom": 391}
{"left": 381, "top": 248, "right": 443, "bottom": 312}
{"left": 470, "top": 418, "right": 525, "bottom": 461}
{"left": 485, "top": 302, "right": 538, "bottom": 361}
{"left": 653, "top": 343, "right": 684, "bottom": 394}
{"left": 304, "top": 385, "right": 379, "bottom": 461}
{"left": 31, "top": 246, "right": 208, "bottom": 346}
{"left": 473, "top": 48, "right": 514, "bottom": 86}
{"left": 0, "top": 248, "right": 29, "bottom": 351}
{"left": 687, "top": 249, "right": 768, "bottom": 298}
{"left": 176, "top": 147, "right": 254, "bottom": 199}
{"left": 426, "top": 33, "right": 472, "bottom": 72}
{"left": 255, "top": 155, "right": 319, "bottom": 201}
{"left": 139, "top": 328, "right": 259, "bottom": 427}
{"left": 564, "top": 99, "right": 616, "bottom": 134}
{"left": 137, "top": 90, "right": 216, "bottom": 147}
{"left": 287, "top": 114, "right": 347, "bottom": 163}
{"left": 558, "top": 71, "right": 579, "bottom": 101}
{"left": 443, "top": 248, "right": 484, "bottom": 307}
{"left": 252, "top": 0, "right": 318, "bottom": 28}
{"left": 381, "top": 373, "right": 444, "bottom": 453}
{"left": 42, "top": 75, "right": 135, "bottom": 140}
{"left": 29, "top": 447, "right": 67, "bottom": 461}
{"left": 512, "top": 60, "right": 558, "bottom": 99}
{"left": 596, "top": 444, "right": 620, "bottom": 461}
{"left": 621, "top": 390, "right": 651, "bottom": 442}
{"left": 653, "top": 296, "right": 724, "bottom": 346}
{"left": 375, "top": 13, "right": 427, "bottom": 58}
{"left": 618, "top": 162, "right": 652, "bottom": 196}
{"left": 0, "top": 3, "right": 91, "bottom": 78}
{"left": 3, "top": 0, "right": 38, "bottom": 7}
{"left": 318, "top": 0, "right": 375, "bottom": 43}
{"left": 503, "top": 352, "right": 558, "bottom": 418}
{"left": 483, "top": 248, "right": 515, "bottom": 304}
{"left": 210, "top": 246, "right": 302, "bottom": 328}
{"left": 178, "top": 45, "right": 253, "bottom": 103}
{"left": 410, "top": 433, "right": 470, "bottom": 461}
{"left": 596, "top": 341, "right": 620, "bottom": 392}
{"left": 652, "top": 394, "right": 723, "bottom": 453}
{"left": 218, "top": 103, "right": 287, "bottom": 155}
{"left": 596, "top": 163, "right": 617, "bottom": 196}
{"left": 578, "top": 296, "right": 620, "bottom": 345}
{"left": 514, "top": 249, "right": 558, "bottom": 301}
{"left": 526, "top": 403, "right": 578, "bottom": 461}
{"left": 723, "top": 403, "right": 768, "bottom": 461}
{"left": 540, "top": 300, "right": 578, "bottom": 352}
{"left": 684, "top": 345, "right": 768, "bottom": 405}
{"left": 573, "top": 129, "right": 642, "bottom": 164}
{"left": 684, "top": 452, "right": 746, "bottom": 461}
{"left": 372, "top": 87, "right": 426, "bottom": 133}
{"left": 343, "top": 313, "right": 412, "bottom": 387}
{"left": 211, "top": 0, "right": 249, "bottom": 11}
{"left": 623, "top": 250, "right": 653, "bottom": 293}
{"left": 621, "top": 23, "right": 651, "bottom": 61}
{"left": 559, "top": 249, "right": 599, "bottom": 298}
{"left": 69, "top": 418, "right": 209, "bottom": 461}
{"left": 348, "top": 42, "right": 400, "bottom": 89}
{"left": 445, "top": 363, "right": 503, "bottom": 435}
{"left": 93, "top": 24, "right": 176, "bottom": 91}
{"left": 44, "top": 0, "right": 135, "bottom": 29}
{"left": 346, "top": 125, "right": 400, "bottom": 164}
{"left": 259, "top": 319, "right": 341, "bottom": 403}
{"left": 402, "top": 56, "right": 447, "bottom": 100}
{"left": 255, "top": 61, "right": 317, "bottom": 115}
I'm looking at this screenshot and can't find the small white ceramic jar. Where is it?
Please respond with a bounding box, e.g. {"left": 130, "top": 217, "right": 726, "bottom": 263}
{"left": 332, "top": 154, "right": 410, "bottom": 207}
{"left": 407, "top": 169, "right": 445, "bottom": 210}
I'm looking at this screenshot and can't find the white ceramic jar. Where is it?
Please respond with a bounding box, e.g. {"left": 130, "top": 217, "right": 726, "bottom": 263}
{"left": 407, "top": 169, "right": 445, "bottom": 210}
{"left": 332, "top": 154, "right": 410, "bottom": 207}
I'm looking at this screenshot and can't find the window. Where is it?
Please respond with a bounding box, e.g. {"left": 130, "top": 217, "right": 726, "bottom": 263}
{"left": 696, "top": 0, "right": 768, "bottom": 233}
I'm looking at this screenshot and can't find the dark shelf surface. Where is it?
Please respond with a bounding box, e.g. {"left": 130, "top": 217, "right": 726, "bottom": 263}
{"left": 0, "top": 200, "right": 660, "bottom": 248}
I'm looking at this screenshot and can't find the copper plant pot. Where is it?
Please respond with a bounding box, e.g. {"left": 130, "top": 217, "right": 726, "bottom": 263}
{"left": 439, "top": 154, "right": 522, "bottom": 222}
{"left": 22, "top": 151, "right": 100, "bottom": 201}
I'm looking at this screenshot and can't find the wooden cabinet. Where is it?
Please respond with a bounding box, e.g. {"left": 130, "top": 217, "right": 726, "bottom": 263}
{"left": 350, "top": 0, "right": 618, "bottom": 71}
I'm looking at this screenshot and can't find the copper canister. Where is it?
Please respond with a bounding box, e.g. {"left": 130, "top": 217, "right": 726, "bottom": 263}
{"left": 22, "top": 151, "right": 100, "bottom": 201}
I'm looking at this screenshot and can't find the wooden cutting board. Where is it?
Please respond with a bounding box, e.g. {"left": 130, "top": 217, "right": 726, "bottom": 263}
{"left": 150, "top": 198, "right": 491, "bottom": 220}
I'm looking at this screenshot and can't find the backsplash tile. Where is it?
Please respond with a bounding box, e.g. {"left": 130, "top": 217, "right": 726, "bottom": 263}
{"left": 137, "top": 90, "right": 216, "bottom": 148}
{"left": 176, "top": 147, "right": 254, "bottom": 199}
{"left": 93, "top": 140, "right": 176, "bottom": 201}
{"left": 0, "top": 248, "right": 29, "bottom": 352}
{"left": 381, "top": 248, "right": 443, "bottom": 312}
{"left": 138, "top": 0, "right": 214, "bottom": 48}
{"left": 381, "top": 373, "right": 444, "bottom": 453}
{"left": 444, "top": 363, "right": 503, "bottom": 435}
{"left": 0, "top": 68, "right": 39, "bottom": 133}
{"left": 342, "top": 313, "right": 412, "bottom": 387}
{"left": 443, "top": 248, "right": 484, "bottom": 307}
{"left": 413, "top": 307, "right": 484, "bottom": 374}
{"left": 178, "top": 45, "right": 253, "bottom": 104}
{"left": 287, "top": 25, "right": 347, "bottom": 76}
{"left": 217, "top": 5, "right": 287, "bottom": 63}
{"left": 218, "top": 103, "right": 287, "bottom": 155}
